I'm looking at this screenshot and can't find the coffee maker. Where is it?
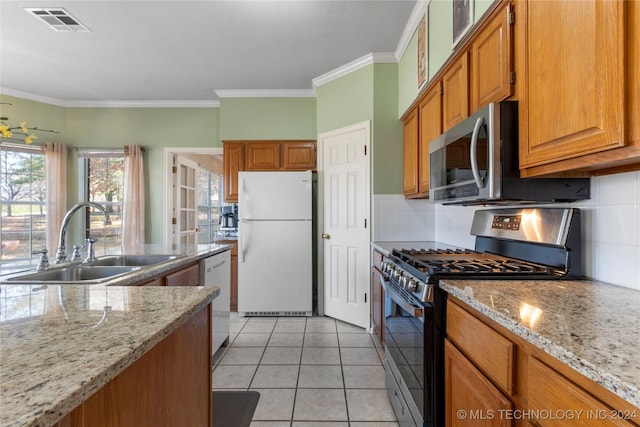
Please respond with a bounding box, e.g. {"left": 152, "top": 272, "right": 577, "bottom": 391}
{"left": 220, "top": 205, "right": 238, "bottom": 230}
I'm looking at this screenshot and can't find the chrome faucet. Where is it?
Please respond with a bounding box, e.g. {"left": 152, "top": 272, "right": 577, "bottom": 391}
{"left": 55, "top": 201, "right": 111, "bottom": 264}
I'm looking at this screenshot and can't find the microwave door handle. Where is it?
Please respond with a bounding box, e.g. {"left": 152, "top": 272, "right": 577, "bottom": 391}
{"left": 470, "top": 117, "right": 486, "bottom": 188}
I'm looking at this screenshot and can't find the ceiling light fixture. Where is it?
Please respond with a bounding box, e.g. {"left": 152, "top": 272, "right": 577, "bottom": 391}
{"left": 25, "top": 8, "right": 91, "bottom": 32}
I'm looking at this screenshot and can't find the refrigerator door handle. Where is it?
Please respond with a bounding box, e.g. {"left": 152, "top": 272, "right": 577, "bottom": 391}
{"left": 239, "top": 219, "right": 246, "bottom": 263}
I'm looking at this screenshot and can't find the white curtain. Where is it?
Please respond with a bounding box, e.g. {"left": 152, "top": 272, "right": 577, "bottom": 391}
{"left": 122, "top": 144, "right": 145, "bottom": 253}
{"left": 42, "top": 142, "right": 67, "bottom": 256}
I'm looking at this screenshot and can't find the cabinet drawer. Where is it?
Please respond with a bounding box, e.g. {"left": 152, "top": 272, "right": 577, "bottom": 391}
{"left": 528, "top": 357, "right": 636, "bottom": 427}
{"left": 372, "top": 249, "right": 384, "bottom": 271}
{"left": 165, "top": 263, "right": 200, "bottom": 287}
{"left": 447, "top": 300, "right": 515, "bottom": 395}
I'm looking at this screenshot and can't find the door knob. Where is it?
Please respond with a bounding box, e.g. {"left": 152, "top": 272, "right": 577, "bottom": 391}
{"left": 322, "top": 233, "right": 330, "bottom": 239}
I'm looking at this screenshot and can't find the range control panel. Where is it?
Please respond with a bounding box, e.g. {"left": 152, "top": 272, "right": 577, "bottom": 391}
{"left": 491, "top": 215, "right": 521, "bottom": 231}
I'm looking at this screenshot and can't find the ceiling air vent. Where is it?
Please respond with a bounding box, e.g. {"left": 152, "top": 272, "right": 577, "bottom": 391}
{"left": 25, "top": 8, "right": 91, "bottom": 32}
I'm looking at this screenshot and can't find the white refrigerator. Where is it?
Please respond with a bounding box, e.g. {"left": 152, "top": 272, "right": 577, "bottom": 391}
{"left": 237, "top": 170, "right": 313, "bottom": 316}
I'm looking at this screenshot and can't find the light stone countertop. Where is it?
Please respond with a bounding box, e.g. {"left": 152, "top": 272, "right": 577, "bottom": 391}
{"left": 0, "top": 283, "right": 219, "bottom": 427}
{"left": 440, "top": 279, "right": 640, "bottom": 409}
{"left": 0, "top": 244, "right": 228, "bottom": 427}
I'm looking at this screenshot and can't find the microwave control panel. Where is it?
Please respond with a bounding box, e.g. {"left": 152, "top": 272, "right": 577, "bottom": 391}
{"left": 491, "top": 215, "right": 521, "bottom": 231}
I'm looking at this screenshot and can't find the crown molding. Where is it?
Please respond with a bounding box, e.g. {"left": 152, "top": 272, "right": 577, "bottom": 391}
{"left": 311, "top": 52, "right": 397, "bottom": 89}
{"left": 0, "top": 87, "right": 68, "bottom": 107}
{"left": 66, "top": 99, "right": 220, "bottom": 108}
{"left": 214, "top": 89, "right": 316, "bottom": 99}
{"left": 0, "top": 87, "right": 220, "bottom": 108}
{"left": 395, "top": 0, "right": 429, "bottom": 61}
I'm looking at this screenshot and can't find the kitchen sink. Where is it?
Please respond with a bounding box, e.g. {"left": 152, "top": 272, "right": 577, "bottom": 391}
{"left": 1, "top": 265, "right": 141, "bottom": 284}
{"left": 90, "top": 254, "right": 183, "bottom": 267}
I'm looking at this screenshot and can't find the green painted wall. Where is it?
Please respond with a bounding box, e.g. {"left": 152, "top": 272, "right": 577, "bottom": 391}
{"left": 0, "top": 94, "right": 69, "bottom": 143}
{"left": 316, "top": 66, "right": 373, "bottom": 134}
{"left": 316, "top": 64, "right": 403, "bottom": 194}
{"left": 219, "top": 97, "right": 316, "bottom": 140}
{"left": 67, "top": 107, "right": 220, "bottom": 243}
{"left": 398, "top": 0, "right": 494, "bottom": 114}
{"left": 372, "top": 63, "right": 402, "bottom": 194}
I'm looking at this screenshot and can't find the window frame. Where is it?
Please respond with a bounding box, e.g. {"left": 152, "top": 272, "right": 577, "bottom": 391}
{"left": 0, "top": 143, "right": 46, "bottom": 263}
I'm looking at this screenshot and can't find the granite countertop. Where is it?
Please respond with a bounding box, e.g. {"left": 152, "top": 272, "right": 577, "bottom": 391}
{"left": 0, "top": 243, "right": 231, "bottom": 285}
{"left": 0, "top": 244, "right": 228, "bottom": 427}
{"left": 0, "top": 283, "right": 220, "bottom": 427}
{"left": 440, "top": 279, "right": 640, "bottom": 408}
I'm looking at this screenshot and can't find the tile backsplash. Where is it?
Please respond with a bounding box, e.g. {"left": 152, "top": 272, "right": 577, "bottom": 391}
{"left": 373, "top": 170, "right": 640, "bottom": 290}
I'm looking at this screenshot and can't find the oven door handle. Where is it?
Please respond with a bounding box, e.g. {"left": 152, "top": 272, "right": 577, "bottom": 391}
{"left": 470, "top": 116, "right": 486, "bottom": 189}
{"left": 381, "top": 277, "right": 423, "bottom": 319}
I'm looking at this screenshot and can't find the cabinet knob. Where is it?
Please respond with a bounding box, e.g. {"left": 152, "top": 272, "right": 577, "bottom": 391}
{"left": 321, "top": 233, "right": 331, "bottom": 240}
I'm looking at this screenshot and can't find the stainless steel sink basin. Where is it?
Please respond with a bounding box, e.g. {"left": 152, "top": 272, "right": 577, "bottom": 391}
{"left": 90, "top": 254, "right": 183, "bottom": 267}
{"left": 1, "top": 265, "right": 141, "bottom": 284}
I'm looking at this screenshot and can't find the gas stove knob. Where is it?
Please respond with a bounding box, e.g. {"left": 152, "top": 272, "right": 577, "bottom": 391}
{"left": 398, "top": 275, "right": 407, "bottom": 288}
{"left": 405, "top": 278, "right": 417, "bottom": 292}
{"left": 392, "top": 269, "right": 402, "bottom": 281}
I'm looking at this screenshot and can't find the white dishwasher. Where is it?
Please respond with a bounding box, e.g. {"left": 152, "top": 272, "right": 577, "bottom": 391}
{"left": 200, "top": 249, "right": 231, "bottom": 355}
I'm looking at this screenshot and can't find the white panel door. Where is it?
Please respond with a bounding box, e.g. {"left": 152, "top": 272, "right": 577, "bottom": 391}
{"left": 320, "top": 121, "right": 371, "bottom": 328}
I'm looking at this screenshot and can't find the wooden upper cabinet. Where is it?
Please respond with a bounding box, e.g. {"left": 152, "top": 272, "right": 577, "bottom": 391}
{"left": 402, "top": 108, "right": 419, "bottom": 196}
{"left": 470, "top": 3, "right": 513, "bottom": 112}
{"left": 282, "top": 142, "right": 316, "bottom": 170}
{"left": 223, "top": 140, "right": 316, "bottom": 202}
{"left": 245, "top": 141, "right": 281, "bottom": 170}
{"left": 223, "top": 141, "right": 244, "bottom": 202}
{"left": 418, "top": 82, "right": 442, "bottom": 196}
{"left": 519, "top": 0, "right": 626, "bottom": 173}
{"left": 442, "top": 52, "right": 470, "bottom": 131}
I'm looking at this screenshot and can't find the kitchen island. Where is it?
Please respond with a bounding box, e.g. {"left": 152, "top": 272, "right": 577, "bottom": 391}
{"left": 0, "top": 245, "right": 228, "bottom": 427}
{"left": 440, "top": 278, "right": 640, "bottom": 416}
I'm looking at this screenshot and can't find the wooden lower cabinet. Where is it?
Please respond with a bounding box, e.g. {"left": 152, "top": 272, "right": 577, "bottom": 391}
{"left": 445, "top": 339, "right": 513, "bottom": 427}
{"left": 165, "top": 262, "right": 200, "bottom": 287}
{"left": 446, "top": 298, "right": 640, "bottom": 427}
{"left": 370, "top": 248, "right": 385, "bottom": 342}
{"left": 131, "top": 262, "right": 200, "bottom": 287}
{"left": 528, "top": 357, "right": 637, "bottom": 427}
{"left": 61, "top": 306, "right": 211, "bottom": 427}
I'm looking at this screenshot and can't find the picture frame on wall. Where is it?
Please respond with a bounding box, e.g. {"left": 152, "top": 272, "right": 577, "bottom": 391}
{"left": 452, "top": 0, "right": 473, "bottom": 47}
{"left": 417, "top": 10, "right": 428, "bottom": 90}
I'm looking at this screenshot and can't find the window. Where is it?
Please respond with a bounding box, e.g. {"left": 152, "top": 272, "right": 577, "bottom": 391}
{"left": 79, "top": 150, "right": 124, "bottom": 255}
{"left": 0, "top": 145, "right": 46, "bottom": 262}
{"left": 197, "top": 169, "right": 223, "bottom": 244}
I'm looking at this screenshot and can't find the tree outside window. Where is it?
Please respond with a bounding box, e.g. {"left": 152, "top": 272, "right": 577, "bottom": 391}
{"left": 0, "top": 147, "right": 46, "bottom": 262}
{"left": 84, "top": 156, "right": 124, "bottom": 255}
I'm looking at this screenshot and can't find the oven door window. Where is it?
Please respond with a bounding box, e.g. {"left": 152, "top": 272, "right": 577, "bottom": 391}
{"left": 385, "top": 305, "right": 425, "bottom": 419}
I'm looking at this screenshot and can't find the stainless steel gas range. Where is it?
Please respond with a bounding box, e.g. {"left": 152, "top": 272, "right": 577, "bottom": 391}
{"left": 380, "top": 207, "right": 583, "bottom": 427}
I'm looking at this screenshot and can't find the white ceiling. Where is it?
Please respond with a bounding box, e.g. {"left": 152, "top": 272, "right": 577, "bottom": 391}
{"left": 0, "top": 0, "right": 418, "bottom": 105}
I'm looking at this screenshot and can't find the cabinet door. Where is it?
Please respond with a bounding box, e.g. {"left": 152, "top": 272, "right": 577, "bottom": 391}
{"left": 371, "top": 249, "right": 385, "bottom": 342}
{"left": 442, "top": 52, "right": 469, "bottom": 131}
{"left": 403, "top": 108, "right": 419, "bottom": 196}
{"left": 245, "top": 141, "right": 281, "bottom": 170}
{"left": 520, "top": 0, "right": 625, "bottom": 169}
{"left": 470, "top": 3, "right": 513, "bottom": 112}
{"left": 282, "top": 142, "right": 316, "bottom": 170}
{"left": 223, "top": 142, "right": 244, "bottom": 203}
{"left": 528, "top": 357, "right": 636, "bottom": 427}
{"left": 166, "top": 263, "right": 200, "bottom": 287}
{"left": 418, "top": 83, "right": 442, "bottom": 195}
{"left": 445, "top": 339, "right": 513, "bottom": 427}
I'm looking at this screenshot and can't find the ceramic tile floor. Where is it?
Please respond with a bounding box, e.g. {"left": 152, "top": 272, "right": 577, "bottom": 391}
{"left": 212, "top": 313, "right": 399, "bottom": 427}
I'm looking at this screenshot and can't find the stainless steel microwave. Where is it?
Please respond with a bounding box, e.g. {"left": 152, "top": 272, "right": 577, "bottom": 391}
{"left": 429, "top": 101, "right": 591, "bottom": 205}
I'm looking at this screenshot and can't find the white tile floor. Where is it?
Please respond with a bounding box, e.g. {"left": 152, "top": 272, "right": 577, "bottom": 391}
{"left": 212, "top": 314, "right": 399, "bottom": 427}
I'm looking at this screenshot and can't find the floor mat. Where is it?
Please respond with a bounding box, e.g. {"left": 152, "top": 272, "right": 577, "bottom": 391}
{"left": 212, "top": 391, "right": 260, "bottom": 427}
